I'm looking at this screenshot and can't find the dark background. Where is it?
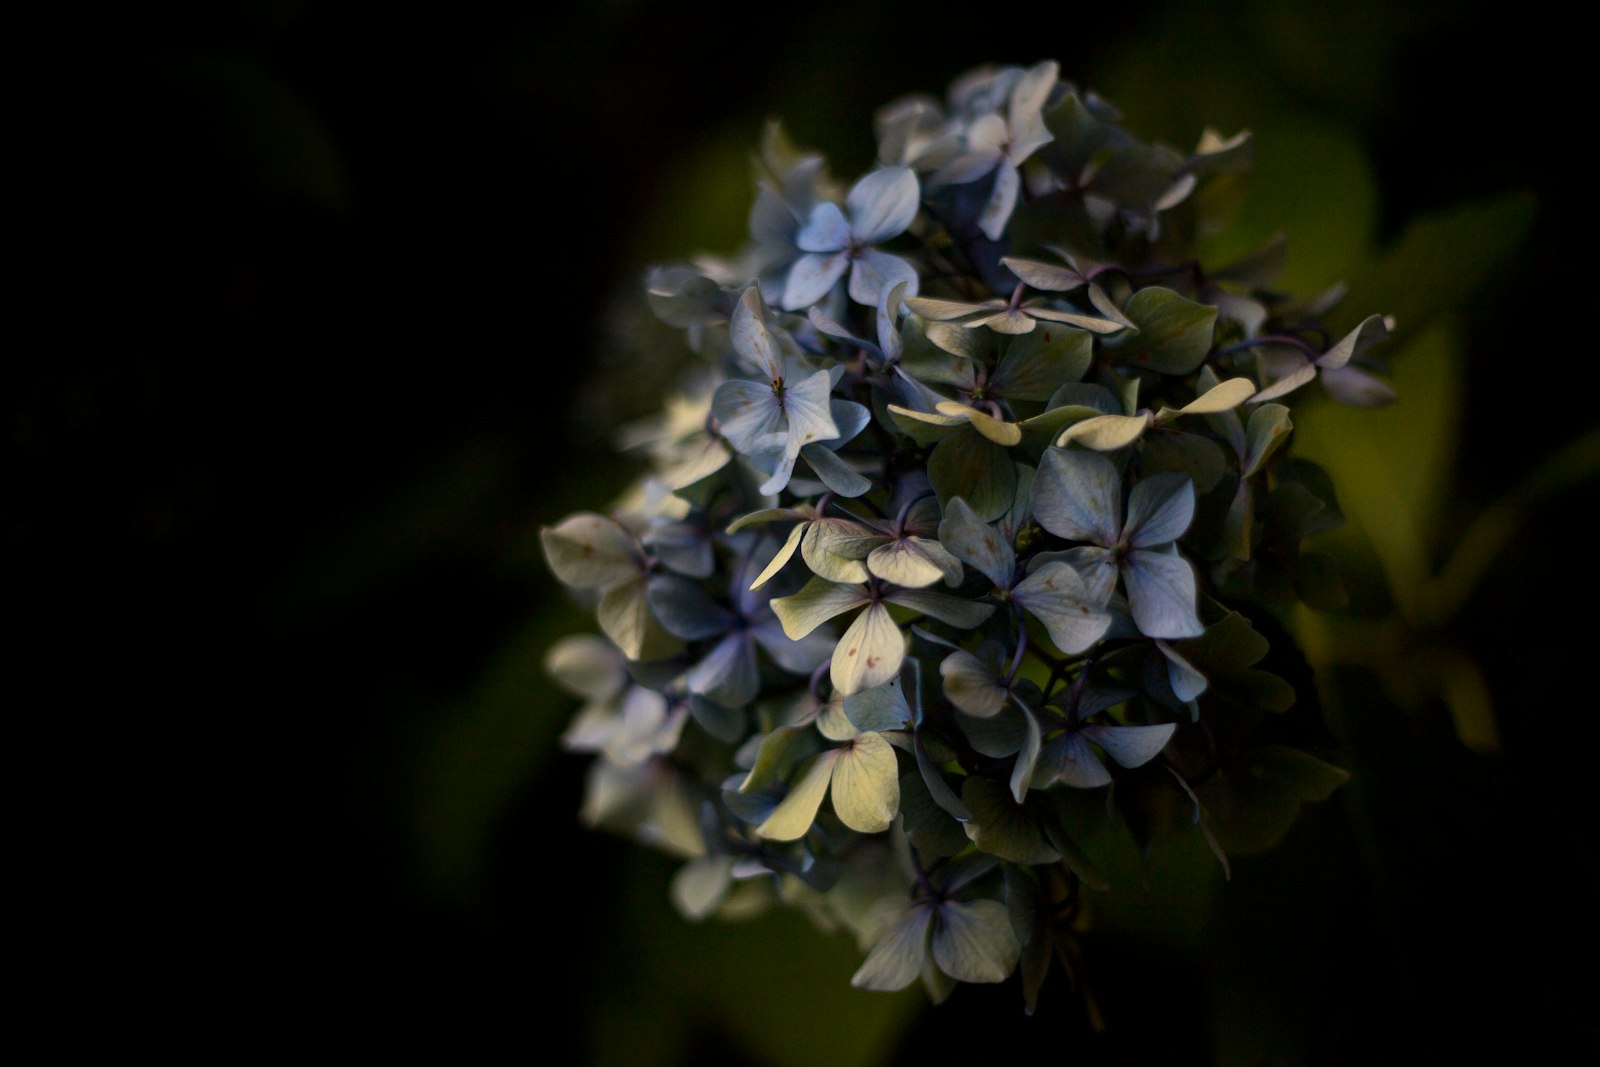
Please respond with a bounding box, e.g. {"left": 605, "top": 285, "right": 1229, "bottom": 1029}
{"left": 26, "top": 1, "right": 1592, "bottom": 1060}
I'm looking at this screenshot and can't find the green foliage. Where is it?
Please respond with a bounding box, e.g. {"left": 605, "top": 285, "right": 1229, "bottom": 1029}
{"left": 540, "top": 62, "right": 1389, "bottom": 1010}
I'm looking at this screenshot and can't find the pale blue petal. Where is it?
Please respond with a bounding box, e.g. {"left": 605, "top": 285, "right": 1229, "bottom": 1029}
{"left": 796, "top": 201, "right": 850, "bottom": 252}
{"left": 849, "top": 249, "right": 920, "bottom": 307}
{"left": 802, "top": 443, "right": 871, "bottom": 497}
{"left": 1012, "top": 561, "right": 1111, "bottom": 654}
{"left": 1007, "top": 60, "right": 1058, "bottom": 131}
{"left": 752, "top": 618, "right": 833, "bottom": 674}
{"left": 847, "top": 166, "right": 920, "bottom": 243}
{"left": 1154, "top": 639, "right": 1208, "bottom": 702}
{"left": 646, "top": 574, "right": 733, "bottom": 639}
{"left": 749, "top": 184, "right": 799, "bottom": 248}
{"left": 1084, "top": 722, "right": 1176, "bottom": 769}
{"left": 828, "top": 399, "right": 872, "bottom": 446}
{"left": 852, "top": 905, "right": 934, "bottom": 991}
{"left": 929, "top": 149, "right": 1000, "bottom": 189}
{"left": 1033, "top": 449, "right": 1122, "bottom": 545}
{"left": 753, "top": 436, "right": 801, "bottom": 497}
{"left": 686, "top": 632, "right": 760, "bottom": 708}
{"left": 937, "top": 495, "right": 1015, "bottom": 589}
{"left": 730, "top": 285, "right": 782, "bottom": 378}
{"left": 712, "top": 379, "right": 784, "bottom": 454}
{"left": 783, "top": 369, "right": 843, "bottom": 452}
{"left": 1321, "top": 364, "right": 1396, "bottom": 406}
{"left": 978, "top": 161, "right": 1020, "bottom": 241}
{"left": 782, "top": 251, "right": 849, "bottom": 310}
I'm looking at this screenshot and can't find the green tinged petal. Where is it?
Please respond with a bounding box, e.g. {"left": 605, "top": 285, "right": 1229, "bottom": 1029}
{"left": 544, "top": 634, "right": 624, "bottom": 702}
{"left": 1165, "top": 376, "right": 1256, "bottom": 418}
{"left": 598, "top": 575, "right": 660, "bottom": 660}
{"left": 888, "top": 403, "right": 964, "bottom": 447}
{"left": 830, "top": 732, "right": 901, "bottom": 833}
{"left": 993, "top": 325, "right": 1093, "bottom": 400}
{"left": 940, "top": 649, "right": 1008, "bottom": 717}
{"left": 936, "top": 401, "right": 1022, "bottom": 447}
{"left": 832, "top": 602, "right": 905, "bottom": 696}
{"left": 931, "top": 899, "right": 1021, "bottom": 984}
{"left": 541, "top": 512, "right": 640, "bottom": 588}
{"left": 885, "top": 588, "right": 996, "bottom": 629}
{"left": 750, "top": 521, "right": 808, "bottom": 590}
{"left": 771, "top": 577, "right": 867, "bottom": 640}
{"left": 1056, "top": 413, "right": 1150, "bottom": 451}
{"left": 867, "top": 537, "right": 961, "bottom": 589}
{"left": 844, "top": 678, "right": 912, "bottom": 733}
{"left": 1243, "top": 403, "right": 1293, "bottom": 477}
{"left": 757, "top": 750, "right": 840, "bottom": 840}
{"left": 670, "top": 856, "right": 735, "bottom": 921}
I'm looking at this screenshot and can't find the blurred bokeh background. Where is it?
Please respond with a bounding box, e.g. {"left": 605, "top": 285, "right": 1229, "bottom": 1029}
{"left": 30, "top": 0, "right": 1592, "bottom": 1060}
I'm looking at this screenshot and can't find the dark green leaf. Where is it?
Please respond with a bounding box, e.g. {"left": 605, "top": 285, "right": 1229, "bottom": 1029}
{"left": 962, "top": 777, "right": 1059, "bottom": 864}
{"left": 1108, "top": 287, "right": 1217, "bottom": 375}
{"left": 929, "top": 427, "right": 1017, "bottom": 522}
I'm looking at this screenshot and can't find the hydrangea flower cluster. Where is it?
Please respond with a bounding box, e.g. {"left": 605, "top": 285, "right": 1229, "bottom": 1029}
{"left": 542, "top": 60, "right": 1387, "bottom": 1010}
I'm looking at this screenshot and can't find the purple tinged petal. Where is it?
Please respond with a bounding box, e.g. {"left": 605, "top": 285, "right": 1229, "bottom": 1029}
{"left": 1122, "top": 547, "right": 1204, "bottom": 639}
{"left": 1051, "top": 731, "right": 1112, "bottom": 789}
{"left": 1083, "top": 722, "right": 1176, "bottom": 769}
{"left": 931, "top": 898, "right": 1020, "bottom": 985}
{"left": 1124, "top": 473, "right": 1195, "bottom": 547}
